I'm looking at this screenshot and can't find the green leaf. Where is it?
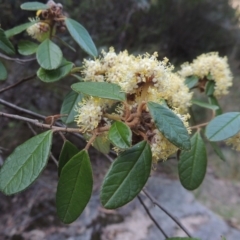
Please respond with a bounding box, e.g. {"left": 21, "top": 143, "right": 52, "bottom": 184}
{"left": 36, "top": 39, "right": 62, "bottom": 70}
{"left": 205, "top": 112, "right": 240, "bottom": 141}
{"left": 191, "top": 99, "right": 219, "bottom": 110}
{"left": 101, "top": 141, "right": 152, "bottom": 209}
{"left": 0, "top": 60, "right": 7, "bottom": 80}
{"left": 65, "top": 18, "right": 98, "bottom": 57}
{"left": 0, "top": 28, "right": 15, "bottom": 55}
{"left": 166, "top": 238, "right": 200, "bottom": 240}
{"left": 108, "top": 121, "right": 132, "bottom": 149}
{"left": 92, "top": 134, "right": 111, "bottom": 154}
{"left": 147, "top": 102, "right": 191, "bottom": 150}
{"left": 205, "top": 80, "right": 215, "bottom": 96}
{"left": 56, "top": 150, "right": 93, "bottom": 224}
{"left": 184, "top": 76, "right": 199, "bottom": 89}
{"left": 0, "top": 131, "right": 53, "bottom": 195}
{"left": 37, "top": 60, "right": 73, "bottom": 82}
{"left": 206, "top": 72, "right": 214, "bottom": 80}
{"left": 57, "top": 37, "right": 76, "bottom": 52}
{"left": 178, "top": 132, "right": 207, "bottom": 190}
{"left": 5, "top": 21, "right": 38, "bottom": 38}
{"left": 21, "top": 2, "right": 49, "bottom": 10}
{"left": 18, "top": 40, "right": 38, "bottom": 55}
{"left": 58, "top": 140, "right": 79, "bottom": 176}
{"left": 72, "top": 74, "right": 84, "bottom": 81}
{"left": 209, "top": 141, "right": 226, "bottom": 162}
{"left": 208, "top": 96, "right": 222, "bottom": 116}
{"left": 72, "top": 82, "right": 126, "bottom": 101}
{"left": 60, "top": 90, "right": 84, "bottom": 124}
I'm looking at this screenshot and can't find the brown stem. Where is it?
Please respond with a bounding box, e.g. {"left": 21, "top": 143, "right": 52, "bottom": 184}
{"left": 97, "top": 125, "right": 111, "bottom": 133}
{"left": 190, "top": 122, "right": 208, "bottom": 130}
{"left": 143, "top": 189, "right": 192, "bottom": 238}
{"left": 126, "top": 116, "right": 140, "bottom": 128}
{"left": 0, "top": 74, "right": 36, "bottom": 94}
{"left": 0, "top": 98, "right": 86, "bottom": 143}
{"left": 136, "top": 130, "right": 148, "bottom": 141}
{"left": 123, "top": 102, "right": 131, "bottom": 121}
{"left": 84, "top": 133, "right": 97, "bottom": 150}
{"left": 137, "top": 195, "right": 169, "bottom": 238}
{"left": 0, "top": 53, "right": 36, "bottom": 64}
{"left": 58, "top": 131, "right": 67, "bottom": 142}
{"left": 103, "top": 113, "right": 122, "bottom": 121}
{"left": 0, "top": 111, "right": 80, "bottom": 133}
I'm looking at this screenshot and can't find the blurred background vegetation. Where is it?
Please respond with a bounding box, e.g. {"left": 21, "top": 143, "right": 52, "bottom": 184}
{"left": 1, "top": 0, "right": 240, "bottom": 230}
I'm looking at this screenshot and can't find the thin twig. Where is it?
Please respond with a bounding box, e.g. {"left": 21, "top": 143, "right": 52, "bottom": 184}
{"left": 0, "top": 52, "right": 36, "bottom": 64}
{"left": 0, "top": 98, "right": 86, "bottom": 142}
{"left": 50, "top": 153, "right": 59, "bottom": 166}
{"left": 137, "top": 195, "right": 169, "bottom": 239}
{"left": 143, "top": 189, "right": 192, "bottom": 238}
{"left": 27, "top": 122, "right": 59, "bottom": 166}
{"left": 190, "top": 122, "right": 208, "bottom": 130}
{"left": 58, "top": 131, "right": 67, "bottom": 141}
{"left": 0, "top": 74, "right": 36, "bottom": 94}
{"left": 1, "top": 111, "right": 80, "bottom": 133}
{"left": 0, "top": 98, "right": 45, "bottom": 119}
{"left": 85, "top": 133, "right": 97, "bottom": 150}
{"left": 103, "top": 153, "right": 114, "bottom": 163}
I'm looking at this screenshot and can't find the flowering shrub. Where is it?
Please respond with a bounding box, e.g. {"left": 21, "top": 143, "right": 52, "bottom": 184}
{"left": 0, "top": 1, "right": 239, "bottom": 239}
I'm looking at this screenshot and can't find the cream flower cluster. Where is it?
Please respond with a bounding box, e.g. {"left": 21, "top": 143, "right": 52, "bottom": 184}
{"left": 27, "top": 22, "right": 50, "bottom": 42}
{"left": 82, "top": 48, "right": 192, "bottom": 113}
{"left": 225, "top": 132, "right": 240, "bottom": 151}
{"left": 178, "top": 52, "right": 233, "bottom": 97}
{"left": 77, "top": 48, "right": 193, "bottom": 162}
{"left": 75, "top": 97, "right": 113, "bottom": 132}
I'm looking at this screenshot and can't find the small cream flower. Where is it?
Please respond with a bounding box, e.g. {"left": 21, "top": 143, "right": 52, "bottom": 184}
{"left": 178, "top": 52, "right": 233, "bottom": 97}
{"left": 225, "top": 132, "right": 240, "bottom": 151}
{"left": 27, "top": 22, "right": 50, "bottom": 42}
{"left": 150, "top": 129, "right": 178, "bottom": 162}
{"left": 75, "top": 96, "right": 115, "bottom": 132}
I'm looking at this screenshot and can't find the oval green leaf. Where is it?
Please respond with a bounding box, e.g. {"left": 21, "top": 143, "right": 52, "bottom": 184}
{"left": 65, "top": 18, "right": 98, "bottom": 57}
{"left": 56, "top": 150, "right": 93, "bottom": 224}
{"left": 37, "top": 60, "right": 73, "bottom": 82}
{"left": 18, "top": 40, "right": 38, "bottom": 55}
{"left": 191, "top": 99, "right": 219, "bottom": 110}
{"left": 0, "top": 131, "right": 53, "bottom": 195}
{"left": 108, "top": 121, "right": 132, "bottom": 149}
{"left": 0, "top": 28, "right": 15, "bottom": 55}
{"left": 205, "top": 112, "right": 240, "bottom": 141}
{"left": 147, "top": 101, "right": 191, "bottom": 150}
{"left": 184, "top": 76, "right": 199, "bottom": 89}
{"left": 57, "top": 37, "right": 76, "bottom": 52}
{"left": 93, "top": 134, "right": 111, "bottom": 154}
{"left": 209, "top": 141, "right": 226, "bottom": 162}
{"left": 60, "top": 90, "right": 84, "bottom": 124}
{"left": 208, "top": 96, "right": 222, "bottom": 116}
{"left": 21, "top": 2, "right": 49, "bottom": 10}
{"left": 71, "top": 82, "right": 126, "bottom": 101}
{"left": 58, "top": 140, "right": 79, "bottom": 177}
{"left": 5, "top": 21, "right": 38, "bottom": 38}
{"left": 36, "top": 39, "right": 62, "bottom": 70}
{"left": 101, "top": 141, "right": 152, "bottom": 209}
{"left": 178, "top": 132, "right": 207, "bottom": 190}
{"left": 205, "top": 80, "right": 215, "bottom": 96}
{"left": 0, "top": 60, "right": 7, "bottom": 80}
